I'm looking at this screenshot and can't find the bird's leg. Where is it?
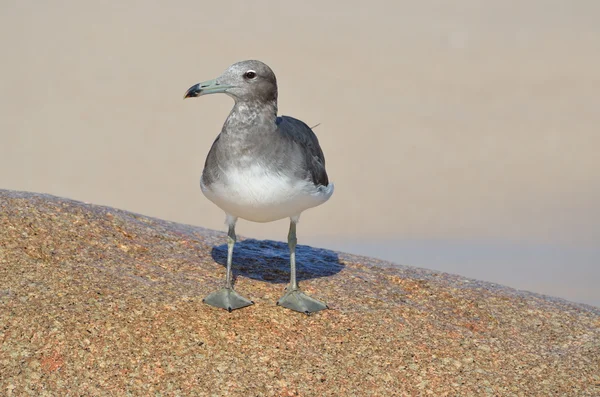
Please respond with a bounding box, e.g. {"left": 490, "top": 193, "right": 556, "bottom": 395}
{"left": 203, "top": 220, "right": 253, "bottom": 312}
{"left": 289, "top": 221, "right": 298, "bottom": 290}
{"left": 225, "top": 224, "right": 235, "bottom": 289}
{"left": 277, "top": 220, "right": 328, "bottom": 314}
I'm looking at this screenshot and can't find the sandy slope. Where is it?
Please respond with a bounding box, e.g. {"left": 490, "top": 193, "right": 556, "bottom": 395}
{"left": 1, "top": 190, "right": 599, "bottom": 395}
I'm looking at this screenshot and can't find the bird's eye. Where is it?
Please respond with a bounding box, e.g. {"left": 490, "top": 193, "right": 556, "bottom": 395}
{"left": 244, "top": 70, "right": 257, "bottom": 79}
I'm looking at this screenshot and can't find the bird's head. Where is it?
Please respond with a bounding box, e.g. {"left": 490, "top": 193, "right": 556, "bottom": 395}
{"left": 184, "top": 60, "right": 277, "bottom": 103}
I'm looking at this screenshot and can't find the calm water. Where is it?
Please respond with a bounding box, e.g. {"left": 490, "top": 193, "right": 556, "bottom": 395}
{"left": 309, "top": 238, "right": 600, "bottom": 308}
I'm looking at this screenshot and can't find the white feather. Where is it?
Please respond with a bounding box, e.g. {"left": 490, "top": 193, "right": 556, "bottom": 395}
{"left": 201, "top": 164, "right": 333, "bottom": 223}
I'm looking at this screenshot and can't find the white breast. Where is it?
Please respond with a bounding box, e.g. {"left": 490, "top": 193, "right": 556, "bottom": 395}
{"left": 201, "top": 164, "right": 333, "bottom": 223}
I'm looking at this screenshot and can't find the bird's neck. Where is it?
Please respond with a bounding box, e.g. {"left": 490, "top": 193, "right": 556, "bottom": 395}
{"left": 223, "top": 99, "right": 278, "bottom": 135}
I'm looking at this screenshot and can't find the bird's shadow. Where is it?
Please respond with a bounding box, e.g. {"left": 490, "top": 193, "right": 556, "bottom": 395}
{"left": 210, "top": 239, "right": 344, "bottom": 284}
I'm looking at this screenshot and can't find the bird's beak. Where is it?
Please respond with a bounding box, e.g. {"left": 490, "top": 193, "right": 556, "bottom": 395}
{"left": 184, "top": 79, "right": 232, "bottom": 99}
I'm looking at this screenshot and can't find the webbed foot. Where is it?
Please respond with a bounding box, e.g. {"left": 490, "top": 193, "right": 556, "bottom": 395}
{"left": 277, "top": 289, "right": 328, "bottom": 315}
{"left": 203, "top": 288, "right": 253, "bottom": 312}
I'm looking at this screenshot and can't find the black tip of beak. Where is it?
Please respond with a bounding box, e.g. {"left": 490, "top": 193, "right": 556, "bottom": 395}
{"left": 184, "top": 84, "right": 201, "bottom": 99}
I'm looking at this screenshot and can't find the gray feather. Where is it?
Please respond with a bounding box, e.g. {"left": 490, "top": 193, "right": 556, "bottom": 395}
{"left": 276, "top": 116, "right": 329, "bottom": 187}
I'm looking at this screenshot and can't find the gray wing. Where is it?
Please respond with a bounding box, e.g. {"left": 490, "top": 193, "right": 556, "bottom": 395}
{"left": 276, "top": 116, "right": 329, "bottom": 187}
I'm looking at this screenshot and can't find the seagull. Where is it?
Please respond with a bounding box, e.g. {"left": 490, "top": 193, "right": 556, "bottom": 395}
{"left": 184, "top": 60, "right": 334, "bottom": 314}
